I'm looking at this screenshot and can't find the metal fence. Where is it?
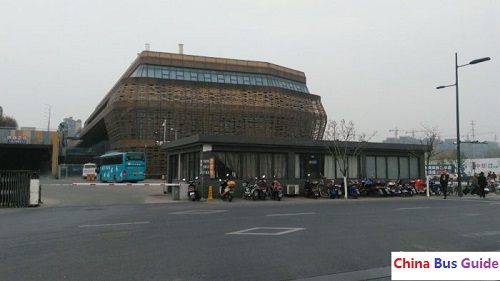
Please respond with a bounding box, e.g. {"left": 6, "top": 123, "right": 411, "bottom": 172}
{"left": 57, "top": 164, "right": 85, "bottom": 179}
{"left": 0, "top": 170, "right": 38, "bottom": 208}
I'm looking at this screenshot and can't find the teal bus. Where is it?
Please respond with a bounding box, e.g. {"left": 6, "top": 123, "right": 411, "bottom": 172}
{"left": 97, "top": 151, "right": 146, "bottom": 183}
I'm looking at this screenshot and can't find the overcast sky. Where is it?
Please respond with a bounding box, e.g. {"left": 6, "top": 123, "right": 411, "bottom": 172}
{"left": 1, "top": 0, "right": 499, "bottom": 142}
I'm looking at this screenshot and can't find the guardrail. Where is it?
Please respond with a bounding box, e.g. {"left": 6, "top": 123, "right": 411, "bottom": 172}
{"left": 0, "top": 170, "right": 40, "bottom": 208}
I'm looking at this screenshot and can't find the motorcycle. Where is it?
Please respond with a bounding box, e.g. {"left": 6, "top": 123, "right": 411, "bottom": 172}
{"left": 186, "top": 177, "right": 200, "bottom": 201}
{"left": 428, "top": 179, "right": 442, "bottom": 195}
{"left": 347, "top": 180, "right": 359, "bottom": 199}
{"left": 270, "top": 175, "right": 284, "bottom": 201}
{"left": 304, "top": 174, "right": 320, "bottom": 199}
{"left": 328, "top": 179, "right": 343, "bottom": 199}
{"left": 251, "top": 175, "right": 268, "bottom": 200}
{"left": 242, "top": 179, "right": 253, "bottom": 200}
{"left": 219, "top": 175, "right": 235, "bottom": 202}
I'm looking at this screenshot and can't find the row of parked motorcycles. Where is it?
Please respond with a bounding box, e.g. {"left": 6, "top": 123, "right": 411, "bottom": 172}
{"left": 303, "top": 175, "right": 429, "bottom": 199}
{"left": 185, "top": 175, "right": 237, "bottom": 202}
{"left": 304, "top": 174, "right": 360, "bottom": 199}
{"left": 242, "top": 175, "right": 284, "bottom": 201}
{"left": 186, "top": 174, "right": 284, "bottom": 203}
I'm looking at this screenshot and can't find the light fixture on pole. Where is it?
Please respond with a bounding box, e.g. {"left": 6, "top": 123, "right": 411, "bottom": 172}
{"left": 170, "top": 127, "right": 178, "bottom": 141}
{"left": 436, "top": 53, "right": 490, "bottom": 196}
{"left": 161, "top": 120, "right": 166, "bottom": 144}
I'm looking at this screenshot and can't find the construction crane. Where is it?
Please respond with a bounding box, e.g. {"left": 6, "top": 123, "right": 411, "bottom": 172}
{"left": 389, "top": 127, "right": 400, "bottom": 142}
{"left": 405, "top": 129, "right": 426, "bottom": 138}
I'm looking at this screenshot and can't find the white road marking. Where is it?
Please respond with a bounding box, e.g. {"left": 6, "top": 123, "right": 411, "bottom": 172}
{"left": 170, "top": 210, "right": 227, "bottom": 215}
{"left": 463, "top": 230, "right": 500, "bottom": 237}
{"left": 79, "top": 221, "right": 150, "bottom": 228}
{"left": 396, "top": 207, "right": 431, "bottom": 211}
{"left": 227, "top": 227, "right": 306, "bottom": 235}
{"left": 266, "top": 212, "right": 316, "bottom": 217}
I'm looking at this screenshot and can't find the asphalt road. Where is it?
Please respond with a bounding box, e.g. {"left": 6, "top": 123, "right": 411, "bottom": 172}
{"left": 1, "top": 178, "right": 500, "bottom": 281}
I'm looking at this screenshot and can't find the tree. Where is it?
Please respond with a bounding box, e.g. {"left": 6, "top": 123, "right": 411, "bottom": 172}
{"left": 323, "top": 119, "right": 376, "bottom": 198}
{"left": 0, "top": 115, "right": 18, "bottom": 128}
{"left": 419, "top": 125, "right": 442, "bottom": 167}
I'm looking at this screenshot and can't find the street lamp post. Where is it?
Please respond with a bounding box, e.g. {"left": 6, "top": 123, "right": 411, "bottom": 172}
{"left": 437, "top": 53, "right": 490, "bottom": 196}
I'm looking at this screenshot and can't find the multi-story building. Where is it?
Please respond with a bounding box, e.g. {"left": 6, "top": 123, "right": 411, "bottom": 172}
{"left": 78, "top": 50, "right": 327, "bottom": 176}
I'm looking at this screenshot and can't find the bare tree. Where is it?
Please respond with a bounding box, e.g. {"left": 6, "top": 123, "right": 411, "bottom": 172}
{"left": 418, "top": 125, "right": 442, "bottom": 168}
{"left": 323, "top": 119, "right": 376, "bottom": 198}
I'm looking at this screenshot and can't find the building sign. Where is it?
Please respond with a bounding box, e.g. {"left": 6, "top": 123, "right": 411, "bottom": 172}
{"left": 200, "top": 159, "right": 210, "bottom": 176}
{"left": 6, "top": 135, "right": 28, "bottom": 144}
{"left": 426, "top": 164, "right": 455, "bottom": 176}
{"left": 463, "top": 158, "right": 500, "bottom": 175}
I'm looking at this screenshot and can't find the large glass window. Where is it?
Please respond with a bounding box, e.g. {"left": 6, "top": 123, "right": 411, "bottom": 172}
{"left": 376, "top": 157, "right": 387, "bottom": 178}
{"left": 387, "top": 156, "right": 399, "bottom": 179}
{"left": 410, "top": 157, "right": 419, "bottom": 178}
{"left": 366, "top": 156, "right": 376, "bottom": 178}
{"left": 211, "top": 152, "right": 287, "bottom": 180}
{"left": 399, "top": 157, "right": 409, "bottom": 179}
{"left": 130, "top": 64, "right": 310, "bottom": 94}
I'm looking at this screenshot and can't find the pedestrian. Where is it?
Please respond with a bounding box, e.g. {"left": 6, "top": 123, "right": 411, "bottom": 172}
{"left": 478, "top": 171, "right": 487, "bottom": 198}
{"left": 440, "top": 169, "right": 450, "bottom": 199}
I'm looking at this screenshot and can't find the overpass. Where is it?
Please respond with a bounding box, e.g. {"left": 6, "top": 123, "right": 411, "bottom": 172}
{"left": 0, "top": 128, "right": 60, "bottom": 177}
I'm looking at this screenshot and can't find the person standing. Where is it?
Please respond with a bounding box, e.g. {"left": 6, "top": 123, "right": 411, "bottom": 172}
{"left": 478, "top": 171, "right": 487, "bottom": 198}
{"left": 440, "top": 170, "right": 450, "bottom": 199}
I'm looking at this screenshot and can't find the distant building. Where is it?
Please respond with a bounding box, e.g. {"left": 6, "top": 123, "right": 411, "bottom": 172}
{"left": 59, "top": 117, "right": 82, "bottom": 147}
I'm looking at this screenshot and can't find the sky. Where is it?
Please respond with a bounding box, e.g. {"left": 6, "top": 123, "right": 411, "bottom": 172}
{"left": 1, "top": 0, "right": 499, "bottom": 142}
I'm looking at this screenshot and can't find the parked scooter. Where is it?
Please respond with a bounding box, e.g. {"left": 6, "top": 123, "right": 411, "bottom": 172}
{"left": 270, "top": 175, "right": 284, "bottom": 201}
{"left": 304, "top": 174, "right": 320, "bottom": 199}
{"left": 186, "top": 177, "right": 200, "bottom": 201}
{"left": 328, "top": 179, "right": 343, "bottom": 199}
{"left": 219, "top": 175, "right": 235, "bottom": 202}
{"left": 347, "top": 181, "right": 359, "bottom": 199}
{"left": 252, "top": 175, "right": 268, "bottom": 200}
{"left": 242, "top": 179, "right": 253, "bottom": 200}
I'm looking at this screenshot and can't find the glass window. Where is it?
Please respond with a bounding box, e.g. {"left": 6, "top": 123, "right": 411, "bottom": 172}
{"left": 273, "top": 154, "right": 287, "bottom": 178}
{"left": 147, "top": 66, "right": 154, "bottom": 77}
{"left": 399, "top": 157, "right": 409, "bottom": 179}
{"left": 255, "top": 77, "right": 263, "bottom": 85}
{"left": 259, "top": 154, "right": 273, "bottom": 178}
{"left": 129, "top": 64, "right": 310, "bottom": 93}
{"left": 387, "top": 157, "right": 399, "bottom": 179}
{"left": 324, "top": 155, "right": 335, "bottom": 178}
{"left": 242, "top": 153, "right": 258, "bottom": 179}
{"left": 162, "top": 69, "right": 169, "bottom": 78}
{"left": 366, "top": 156, "right": 376, "bottom": 178}
{"left": 410, "top": 157, "right": 419, "bottom": 178}
{"left": 243, "top": 76, "right": 250, "bottom": 85}
{"left": 154, "top": 66, "right": 161, "bottom": 78}
{"left": 176, "top": 70, "right": 184, "bottom": 80}
{"left": 376, "top": 156, "right": 386, "bottom": 178}
{"left": 348, "top": 156, "right": 358, "bottom": 178}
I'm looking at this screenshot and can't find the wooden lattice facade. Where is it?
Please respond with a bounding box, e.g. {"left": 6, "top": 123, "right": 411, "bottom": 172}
{"left": 79, "top": 51, "right": 327, "bottom": 176}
